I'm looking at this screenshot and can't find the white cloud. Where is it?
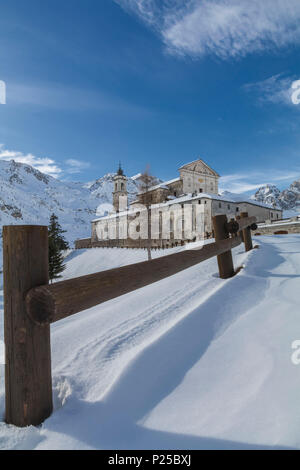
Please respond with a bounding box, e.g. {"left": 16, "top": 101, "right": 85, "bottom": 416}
{"left": 0, "top": 146, "right": 92, "bottom": 178}
{"left": 0, "top": 144, "right": 62, "bottom": 178}
{"left": 116, "top": 0, "right": 300, "bottom": 59}
{"left": 243, "top": 74, "right": 297, "bottom": 106}
{"left": 65, "top": 159, "right": 91, "bottom": 174}
{"left": 220, "top": 169, "right": 300, "bottom": 193}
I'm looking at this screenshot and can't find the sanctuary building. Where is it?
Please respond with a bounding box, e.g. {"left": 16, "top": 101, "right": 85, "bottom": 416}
{"left": 75, "top": 159, "right": 283, "bottom": 250}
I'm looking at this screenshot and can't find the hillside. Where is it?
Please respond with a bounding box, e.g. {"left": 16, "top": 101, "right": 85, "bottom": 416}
{"left": 0, "top": 160, "right": 140, "bottom": 245}
{"left": 0, "top": 159, "right": 298, "bottom": 252}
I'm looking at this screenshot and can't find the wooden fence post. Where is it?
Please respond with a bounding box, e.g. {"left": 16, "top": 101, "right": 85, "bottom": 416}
{"left": 212, "top": 215, "right": 235, "bottom": 279}
{"left": 3, "top": 225, "right": 53, "bottom": 427}
{"left": 240, "top": 212, "right": 253, "bottom": 252}
{"left": 236, "top": 215, "right": 244, "bottom": 243}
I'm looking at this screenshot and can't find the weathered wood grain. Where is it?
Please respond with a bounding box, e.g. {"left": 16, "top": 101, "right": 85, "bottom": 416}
{"left": 3, "top": 226, "right": 53, "bottom": 427}
{"left": 26, "top": 236, "right": 242, "bottom": 326}
{"left": 241, "top": 212, "right": 253, "bottom": 252}
{"left": 212, "top": 214, "right": 235, "bottom": 279}
{"left": 228, "top": 216, "right": 256, "bottom": 234}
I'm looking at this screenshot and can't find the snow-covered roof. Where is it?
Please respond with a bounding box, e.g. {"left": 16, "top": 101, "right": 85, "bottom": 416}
{"left": 138, "top": 177, "right": 180, "bottom": 195}
{"left": 220, "top": 191, "right": 282, "bottom": 210}
{"left": 93, "top": 191, "right": 282, "bottom": 223}
{"left": 131, "top": 173, "right": 142, "bottom": 181}
{"left": 92, "top": 206, "right": 142, "bottom": 222}
{"left": 258, "top": 220, "right": 300, "bottom": 228}
{"left": 163, "top": 177, "right": 181, "bottom": 186}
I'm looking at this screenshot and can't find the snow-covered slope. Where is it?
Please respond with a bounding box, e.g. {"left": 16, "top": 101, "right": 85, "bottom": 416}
{"left": 253, "top": 180, "right": 300, "bottom": 211}
{"left": 0, "top": 160, "right": 140, "bottom": 246}
{"left": 0, "top": 157, "right": 298, "bottom": 250}
{"left": 87, "top": 173, "right": 140, "bottom": 204}
{"left": 0, "top": 235, "right": 299, "bottom": 449}
{"left": 0, "top": 160, "right": 96, "bottom": 244}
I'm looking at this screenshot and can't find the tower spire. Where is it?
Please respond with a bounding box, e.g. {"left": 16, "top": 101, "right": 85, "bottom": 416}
{"left": 117, "top": 161, "right": 124, "bottom": 176}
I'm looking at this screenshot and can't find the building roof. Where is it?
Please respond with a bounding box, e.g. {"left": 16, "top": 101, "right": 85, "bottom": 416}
{"left": 179, "top": 158, "right": 220, "bottom": 177}
{"left": 138, "top": 158, "right": 220, "bottom": 196}
{"left": 93, "top": 192, "right": 282, "bottom": 223}
{"left": 137, "top": 177, "right": 181, "bottom": 195}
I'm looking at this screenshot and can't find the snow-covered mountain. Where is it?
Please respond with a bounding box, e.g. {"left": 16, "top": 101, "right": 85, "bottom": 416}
{"left": 252, "top": 185, "right": 281, "bottom": 208}
{"left": 252, "top": 180, "right": 300, "bottom": 211}
{"left": 0, "top": 158, "right": 298, "bottom": 249}
{"left": 0, "top": 160, "right": 139, "bottom": 245}
{"left": 86, "top": 173, "right": 140, "bottom": 204}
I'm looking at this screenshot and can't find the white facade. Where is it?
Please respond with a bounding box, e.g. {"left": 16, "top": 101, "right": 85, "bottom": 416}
{"left": 89, "top": 159, "right": 283, "bottom": 247}
{"left": 179, "top": 160, "right": 219, "bottom": 195}
{"left": 92, "top": 192, "right": 283, "bottom": 246}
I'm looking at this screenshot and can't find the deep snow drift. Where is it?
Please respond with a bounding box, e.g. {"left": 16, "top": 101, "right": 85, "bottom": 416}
{"left": 0, "top": 235, "right": 300, "bottom": 450}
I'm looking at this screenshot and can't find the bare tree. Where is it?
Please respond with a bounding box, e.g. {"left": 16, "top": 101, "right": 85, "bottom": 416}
{"left": 138, "top": 166, "right": 157, "bottom": 261}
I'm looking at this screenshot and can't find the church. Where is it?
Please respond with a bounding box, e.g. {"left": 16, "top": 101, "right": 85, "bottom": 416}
{"left": 75, "top": 159, "right": 283, "bottom": 250}
{"left": 131, "top": 159, "right": 220, "bottom": 207}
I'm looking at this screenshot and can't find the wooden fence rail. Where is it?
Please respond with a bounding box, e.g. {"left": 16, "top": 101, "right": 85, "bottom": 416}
{"left": 3, "top": 213, "right": 256, "bottom": 427}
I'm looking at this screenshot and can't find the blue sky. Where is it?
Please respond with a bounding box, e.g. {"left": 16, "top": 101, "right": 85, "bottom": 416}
{"left": 0, "top": 0, "right": 300, "bottom": 192}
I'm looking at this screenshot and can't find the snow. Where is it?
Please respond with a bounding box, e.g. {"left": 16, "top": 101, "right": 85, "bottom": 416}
{"left": 94, "top": 190, "right": 280, "bottom": 225}
{"left": 251, "top": 180, "right": 300, "bottom": 211}
{"left": 0, "top": 234, "right": 300, "bottom": 450}
{"left": 0, "top": 160, "right": 140, "bottom": 249}
{"left": 0, "top": 160, "right": 143, "bottom": 274}
{"left": 258, "top": 221, "right": 300, "bottom": 228}
{"left": 220, "top": 190, "right": 279, "bottom": 209}
{"left": 62, "top": 245, "right": 184, "bottom": 280}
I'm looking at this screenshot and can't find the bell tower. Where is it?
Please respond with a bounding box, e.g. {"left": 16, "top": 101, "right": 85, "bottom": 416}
{"left": 113, "top": 163, "right": 128, "bottom": 212}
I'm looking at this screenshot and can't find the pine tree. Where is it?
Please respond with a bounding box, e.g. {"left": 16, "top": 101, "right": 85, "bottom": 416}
{"left": 48, "top": 213, "right": 69, "bottom": 282}
{"left": 48, "top": 235, "right": 66, "bottom": 282}
{"left": 49, "top": 213, "right": 69, "bottom": 250}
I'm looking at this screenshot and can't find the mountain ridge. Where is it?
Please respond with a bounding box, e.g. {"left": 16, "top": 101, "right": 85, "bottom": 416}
{"left": 0, "top": 159, "right": 299, "bottom": 247}
{"left": 0, "top": 160, "right": 140, "bottom": 245}
{"left": 252, "top": 180, "right": 300, "bottom": 211}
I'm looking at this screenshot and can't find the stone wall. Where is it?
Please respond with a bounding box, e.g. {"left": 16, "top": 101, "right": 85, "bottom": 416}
{"left": 75, "top": 238, "right": 93, "bottom": 249}
{"left": 254, "top": 222, "right": 300, "bottom": 236}
{"left": 75, "top": 237, "right": 192, "bottom": 250}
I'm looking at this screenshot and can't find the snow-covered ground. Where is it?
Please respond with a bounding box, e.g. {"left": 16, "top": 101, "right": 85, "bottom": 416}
{"left": 0, "top": 235, "right": 300, "bottom": 450}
